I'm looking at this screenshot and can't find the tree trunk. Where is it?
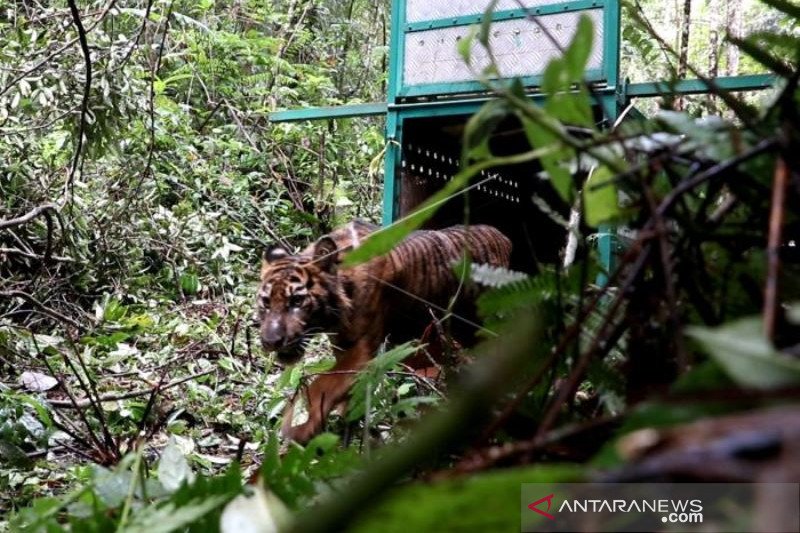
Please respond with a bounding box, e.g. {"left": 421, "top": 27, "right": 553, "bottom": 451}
{"left": 676, "top": 0, "right": 692, "bottom": 110}
{"left": 707, "top": 0, "right": 721, "bottom": 113}
{"left": 725, "top": 0, "right": 743, "bottom": 76}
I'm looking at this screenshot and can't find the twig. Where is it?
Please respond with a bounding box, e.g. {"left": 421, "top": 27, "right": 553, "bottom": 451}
{"left": 114, "top": 0, "right": 155, "bottom": 70}
{"left": 32, "top": 335, "right": 109, "bottom": 462}
{"left": 0, "top": 290, "right": 83, "bottom": 330}
{"left": 47, "top": 369, "right": 214, "bottom": 407}
{"left": 0, "top": 248, "right": 73, "bottom": 262}
{"left": 0, "top": 0, "right": 117, "bottom": 99}
{"left": 0, "top": 204, "right": 57, "bottom": 231}
{"left": 63, "top": 0, "right": 93, "bottom": 204}
{"left": 642, "top": 169, "right": 687, "bottom": 371}
{"left": 128, "top": 1, "right": 173, "bottom": 202}
{"left": 764, "top": 157, "right": 788, "bottom": 340}
{"left": 64, "top": 335, "right": 119, "bottom": 457}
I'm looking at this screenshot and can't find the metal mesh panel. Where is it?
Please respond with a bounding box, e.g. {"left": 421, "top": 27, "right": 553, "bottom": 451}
{"left": 403, "top": 9, "right": 604, "bottom": 87}
{"left": 406, "top": 0, "right": 565, "bottom": 24}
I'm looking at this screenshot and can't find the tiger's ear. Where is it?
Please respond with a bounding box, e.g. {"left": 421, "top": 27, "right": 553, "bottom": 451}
{"left": 313, "top": 236, "right": 339, "bottom": 273}
{"left": 262, "top": 246, "right": 289, "bottom": 275}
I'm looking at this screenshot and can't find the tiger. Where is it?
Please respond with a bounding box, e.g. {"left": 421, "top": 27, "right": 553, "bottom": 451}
{"left": 257, "top": 220, "right": 512, "bottom": 443}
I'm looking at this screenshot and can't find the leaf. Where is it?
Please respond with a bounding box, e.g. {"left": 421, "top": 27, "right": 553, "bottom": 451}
{"left": 463, "top": 99, "right": 509, "bottom": 161}
{"left": 158, "top": 437, "right": 196, "bottom": 492}
{"left": 220, "top": 485, "right": 290, "bottom": 533}
{"left": 583, "top": 165, "right": 620, "bottom": 227}
{"left": 457, "top": 26, "right": 479, "bottom": 65}
{"left": 180, "top": 273, "right": 200, "bottom": 295}
{"left": 564, "top": 14, "right": 594, "bottom": 80}
{"left": 686, "top": 317, "right": 800, "bottom": 390}
{"left": 478, "top": 0, "right": 499, "bottom": 46}
{"left": 348, "top": 342, "right": 419, "bottom": 421}
{"left": 757, "top": 0, "right": 800, "bottom": 19}
{"left": 729, "top": 34, "right": 793, "bottom": 77}
{"left": 343, "top": 161, "right": 490, "bottom": 266}
{"left": 124, "top": 495, "right": 230, "bottom": 533}
{"left": 518, "top": 115, "right": 573, "bottom": 202}
{"left": 0, "top": 440, "right": 32, "bottom": 468}
{"left": 20, "top": 371, "right": 58, "bottom": 392}
{"left": 469, "top": 264, "right": 528, "bottom": 288}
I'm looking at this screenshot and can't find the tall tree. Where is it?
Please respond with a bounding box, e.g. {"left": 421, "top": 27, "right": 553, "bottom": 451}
{"left": 676, "top": 0, "right": 693, "bottom": 109}
{"left": 725, "top": 0, "right": 744, "bottom": 75}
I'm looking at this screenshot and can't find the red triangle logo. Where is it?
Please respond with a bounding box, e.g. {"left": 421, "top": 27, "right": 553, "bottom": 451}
{"left": 528, "top": 493, "right": 555, "bottom": 520}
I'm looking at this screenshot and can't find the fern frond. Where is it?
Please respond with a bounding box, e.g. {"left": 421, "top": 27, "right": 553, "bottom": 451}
{"left": 470, "top": 263, "right": 528, "bottom": 288}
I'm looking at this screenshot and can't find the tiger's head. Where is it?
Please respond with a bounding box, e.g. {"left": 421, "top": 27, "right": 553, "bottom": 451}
{"left": 256, "top": 237, "right": 342, "bottom": 365}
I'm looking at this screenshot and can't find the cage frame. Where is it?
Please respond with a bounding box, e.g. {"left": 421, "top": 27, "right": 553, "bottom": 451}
{"left": 269, "top": 0, "right": 775, "bottom": 279}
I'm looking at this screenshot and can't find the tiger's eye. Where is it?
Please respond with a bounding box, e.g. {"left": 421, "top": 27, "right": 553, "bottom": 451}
{"left": 289, "top": 294, "right": 305, "bottom": 308}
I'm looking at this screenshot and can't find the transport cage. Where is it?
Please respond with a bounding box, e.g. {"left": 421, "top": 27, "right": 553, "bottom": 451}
{"left": 269, "top": 0, "right": 775, "bottom": 280}
{"left": 396, "top": 113, "right": 608, "bottom": 273}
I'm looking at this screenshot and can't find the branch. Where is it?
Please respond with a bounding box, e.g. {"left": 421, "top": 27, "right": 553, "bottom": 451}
{"left": 0, "top": 290, "right": 84, "bottom": 330}
{"left": 0, "top": 204, "right": 57, "bottom": 231}
{"left": 764, "top": 157, "right": 788, "bottom": 339}
{"left": 0, "top": 0, "right": 116, "bottom": 99}
{"left": 47, "top": 369, "right": 214, "bottom": 408}
{"left": 64, "top": 0, "right": 93, "bottom": 202}
{"left": 0, "top": 247, "right": 73, "bottom": 263}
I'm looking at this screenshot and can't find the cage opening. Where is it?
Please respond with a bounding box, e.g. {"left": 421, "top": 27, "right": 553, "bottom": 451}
{"left": 398, "top": 114, "right": 572, "bottom": 274}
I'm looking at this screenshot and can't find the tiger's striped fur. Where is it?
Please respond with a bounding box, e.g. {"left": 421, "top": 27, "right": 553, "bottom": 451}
{"left": 257, "top": 221, "right": 511, "bottom": 442}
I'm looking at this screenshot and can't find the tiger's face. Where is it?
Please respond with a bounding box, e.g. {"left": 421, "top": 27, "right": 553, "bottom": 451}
{"left": 256, "top": 238, "right": 339, "bottom": 365}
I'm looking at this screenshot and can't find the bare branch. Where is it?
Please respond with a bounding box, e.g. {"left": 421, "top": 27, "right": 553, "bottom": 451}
{"left": 47, "top": 369, "right": 214, "bottom": 408}
{"left": 0, "top": 290, "right": 84, "bottom": 330}
{"left": 0, "top": 204, "right": 57, "bottom": 231}
{"left": 63, "top": 0, "right": 94, "bottom": 202}
{"left": 0, "top": 0, "right": 117, "bottom": 99}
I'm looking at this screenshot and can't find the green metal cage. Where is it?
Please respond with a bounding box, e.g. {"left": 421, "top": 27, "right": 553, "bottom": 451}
{"left": 270, "top": 0, "right": 774, "bottom": 275}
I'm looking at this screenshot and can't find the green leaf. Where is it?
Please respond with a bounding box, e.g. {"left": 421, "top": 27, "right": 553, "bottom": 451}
{"left": 686, "top": 317, "right": 800, "bottom": 390}
{"left": 728, "top": 35, "right": 793, "bottom": 77}
{"left": 344, "top": 154, "right": 506, "bottom": 267}
{"left": 457, "top": 26, "right": 479, "bottom": 65}
{"left": 518, "top": 114, "right": 574, "bottom": 202}
{"left": 124, "top": 495, "right": 230, "bottom": 533}
{"left": 180, "top": 273, "right": 200, "bottom": 295}
{"left": 757, "top": 0, "right": 800, "bottom": 19}
{"left": 158, "top": 437, "right": 196, "bottom": 492}
{"left": 564, "top": 14, "right": 594, "bottom": 80}
{"left": 463, "top": 99, "right": 510, "bottom": 161}
{"left": 0, "top": 440, "right": 32, "bottom": 468}
{"left": 478, "top": 0, "right": 499, "bottom": 46}
{"left": 583, "top": 165, "right": 620, "bottom": 227}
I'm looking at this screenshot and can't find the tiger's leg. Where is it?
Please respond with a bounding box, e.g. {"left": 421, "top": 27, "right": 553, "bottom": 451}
{"left": 282, "top": 337, "right": 377, "bottom": 444}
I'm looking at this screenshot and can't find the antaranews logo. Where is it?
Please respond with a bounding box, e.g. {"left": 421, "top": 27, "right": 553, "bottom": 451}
{"left": 526, "top": 493, "right": 703, "bottom": 522}
{"left": 527, "top": 494, "right": 555, "bottom": 521}
{"left": 522, "top": 483, "right": 799, "bottom": 533}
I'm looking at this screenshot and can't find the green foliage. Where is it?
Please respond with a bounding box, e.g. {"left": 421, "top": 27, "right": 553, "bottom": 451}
{"left": 258, "top": 433, "right": 360, "bottom": 509}
{"left": 347, "top": 342, "right": 438, "bottom": 425}
{"left": 10, "top": 452, "right": 243, "bottom": 532}
{"left": 350, "top": 464, "right": 583, "bottom": 532}
{"left": 687, "top": 318, "right": 800, "bottom": 390}
{"left": 2, "top": 0, "right": 800, "bottom": 531}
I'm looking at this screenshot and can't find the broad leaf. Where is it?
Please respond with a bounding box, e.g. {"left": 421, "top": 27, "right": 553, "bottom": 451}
{"left": 687, "top": 318, "right": 800, "bottom": 390}
{"left": 583, "top": 165, "right": 620, "bottom": 227}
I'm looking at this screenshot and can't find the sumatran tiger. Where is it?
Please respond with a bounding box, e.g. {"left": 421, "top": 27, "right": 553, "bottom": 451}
{"left": 256, "top": 220, "right": 511, "bottom": 443}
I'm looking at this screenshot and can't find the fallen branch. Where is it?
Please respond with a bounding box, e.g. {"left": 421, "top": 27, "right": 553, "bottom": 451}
{"left": 0, "top": 290, "right": 83, "bottom": 330}
{"left": 47, "top": 369, "right": 214, "bottom": 408}
{"left": 0, "top": 204, "right": 57, "bottom": 231}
